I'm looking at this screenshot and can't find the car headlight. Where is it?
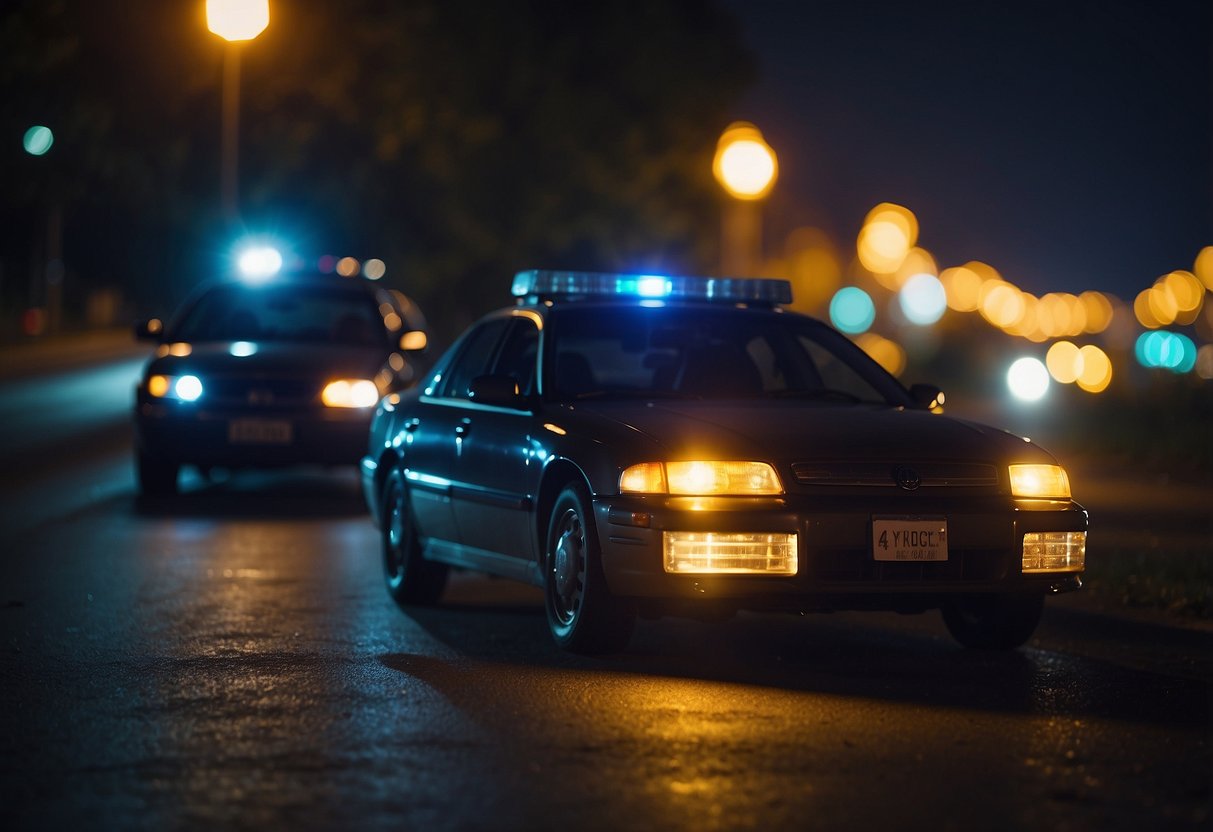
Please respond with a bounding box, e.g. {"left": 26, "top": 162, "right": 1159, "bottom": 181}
{"left": 620, "top": 461, "right": 783, "bottom": 495}
{"left": 147, "top": 374, "right": 203, "bottom": 402}
{"left": 321, "top": 378, "right": 380, "bottom": 408}
{"left": 1008, "top": 464, "right": 1071, "bottom": 498}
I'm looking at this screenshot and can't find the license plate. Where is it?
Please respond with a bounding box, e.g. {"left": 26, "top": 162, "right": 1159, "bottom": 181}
{"left": 228, "top": 419, "right": 293, "bottom": 445}
{"left": 872, "top": 517, "right": 948, "bottom": 562}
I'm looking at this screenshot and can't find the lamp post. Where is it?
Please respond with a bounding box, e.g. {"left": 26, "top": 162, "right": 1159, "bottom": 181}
{"left": 206, "top": 0, "right": 269, "bottom": 222}
{"left": 713, "top": 122, "right": 778, "bottom": 277}
{"left": 23, "top": 125, "right": 62, "bottom": 335}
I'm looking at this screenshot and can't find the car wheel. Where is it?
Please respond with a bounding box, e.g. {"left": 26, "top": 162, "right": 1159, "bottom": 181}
{"left": 381, "top": 468, "right": 448, "bottom": 606}
{"left": 941, "top": 593, "right": 1044, "bottom": 650}
{"left": 544, "top": 482, "right": 635, "bottom": 654}
{"left": 136, "top": 450, "right": 179, "bottom": 496}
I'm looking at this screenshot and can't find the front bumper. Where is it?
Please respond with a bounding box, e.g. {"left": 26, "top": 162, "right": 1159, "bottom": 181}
{"left": 595, "top": 493, "right": 1087, "bottom": 612}
{"left": 134, "top": 398, "right": 372, "bottom": 468}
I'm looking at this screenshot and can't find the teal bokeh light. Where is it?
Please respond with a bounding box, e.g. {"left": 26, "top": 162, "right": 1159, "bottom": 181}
{"left": 1136, "top": 331, "right": 1196, "bottom": 373}
{"left": 23, "top": 125, "right": 54, "bottom": 156}
{"left": 829, "top": 286, "right": 875, "bottom": 334}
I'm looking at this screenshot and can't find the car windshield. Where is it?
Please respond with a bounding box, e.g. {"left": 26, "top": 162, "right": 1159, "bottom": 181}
{"left": 170, "top": 283, "right": 386, "bottom": 346}
{"left": 547, "top": 304, "right": 911, "bottom": 406}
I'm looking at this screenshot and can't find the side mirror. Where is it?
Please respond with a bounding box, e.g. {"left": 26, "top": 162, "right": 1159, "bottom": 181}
{"left": 133, "top": 318, "right": 164, "bottom": 342}
{"left": 468, "top": 374, "right": 524, "bottom": 407}
{"left": 909, "top": 383, "right": 945, "bottom": 411}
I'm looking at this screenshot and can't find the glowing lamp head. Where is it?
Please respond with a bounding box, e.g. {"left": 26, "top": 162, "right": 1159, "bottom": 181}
{"left": 237, "top": 246, "right": 283, "bottom": 283}
{"left": 322, "top": 379, "right": 380, "bottom": 408}
{"left": 1009, "top": 464, "right": 1071, "bottom": 499}
{"left": 174, "top": 375, "right": 204, "bottom": 402}
{"left": 207, "top": 0, "right": 269, "bottom": 41}
{"left": 1007, "top": 357, "right": 1050, "bottom": 402}
{"left": 620, "top": 461, "right": 783, "bottom": 496}
{"left": 713, "top": 123, "right": 778, "bottom": 200}
{"left": 635, "top": 276, "right": 673, "bottom": 298}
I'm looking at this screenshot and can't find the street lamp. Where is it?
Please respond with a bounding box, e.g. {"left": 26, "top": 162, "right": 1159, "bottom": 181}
{"left": 206, "top": 0, "right": 269, "bottom": 221}
{"left": 713, "top": 122, "right": 778, "bottom": 276}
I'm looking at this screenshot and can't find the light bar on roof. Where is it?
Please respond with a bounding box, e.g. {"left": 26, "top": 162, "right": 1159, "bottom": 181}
{"left": 511, "top": 270, "right": 793, "bottom": 306}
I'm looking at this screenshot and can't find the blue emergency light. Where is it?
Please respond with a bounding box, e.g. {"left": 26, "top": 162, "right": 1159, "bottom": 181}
{"left": 511, "top": 270, "right": 793, "bottom": 306}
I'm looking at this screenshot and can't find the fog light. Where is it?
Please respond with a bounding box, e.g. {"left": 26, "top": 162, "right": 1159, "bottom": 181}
{"left": 663, "top": 532, "right": 797, "bottom": 575}
{"left": 1022, "top": 531, "right": 1085, "bottom": 572}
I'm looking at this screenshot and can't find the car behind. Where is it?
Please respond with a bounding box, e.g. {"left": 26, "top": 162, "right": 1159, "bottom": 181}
{"left": 134, "top": 272, "right": 426, "bottom": 495}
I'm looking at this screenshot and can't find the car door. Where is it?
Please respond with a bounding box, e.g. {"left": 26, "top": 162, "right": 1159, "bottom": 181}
{"left": 447, "top": 315, "right": 543, "bottom": 561}
{"left": 404, "top": 317, "right": 512, "bottom": 544}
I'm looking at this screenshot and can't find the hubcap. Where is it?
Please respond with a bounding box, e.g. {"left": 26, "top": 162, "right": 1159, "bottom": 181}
{"left": 550, "top": 508, "right": 583, "bottom": 623}
{"left": 385, "top": 483, "right": 405, "bottom": 583}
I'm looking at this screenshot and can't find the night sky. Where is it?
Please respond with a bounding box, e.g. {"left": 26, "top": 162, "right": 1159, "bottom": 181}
{"left": 719, "top": 0, "right": 1211, "bottom": 301}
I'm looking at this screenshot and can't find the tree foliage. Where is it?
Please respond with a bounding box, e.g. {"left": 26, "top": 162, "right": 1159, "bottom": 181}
{"left": 2, "top": 0, "right": 753, "bottom": 334}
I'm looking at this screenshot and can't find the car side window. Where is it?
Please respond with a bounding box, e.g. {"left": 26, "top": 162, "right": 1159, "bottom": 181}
{"left": 797, "top": 335, "right": 886, "bottom": 402}
{"left": 438, "top": 318, "right": 512, "bottom": 400}
{"left": 744, "top": 335, "right": 785, "bottom": 393}
{"left": 491, "top": 318, "right": 540, "bottom": 396}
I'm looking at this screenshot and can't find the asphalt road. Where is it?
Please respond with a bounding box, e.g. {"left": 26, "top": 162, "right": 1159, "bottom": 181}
{"left": 0, "top": 337, "right": 1209, "bottom": 830}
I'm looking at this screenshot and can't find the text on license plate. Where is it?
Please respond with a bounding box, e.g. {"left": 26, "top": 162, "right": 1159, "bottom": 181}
{"left": 872, "top": 517, "right": 948, "bottom": 562}
{"left": 228, "top": 419, "right": 293, "bottom": 445}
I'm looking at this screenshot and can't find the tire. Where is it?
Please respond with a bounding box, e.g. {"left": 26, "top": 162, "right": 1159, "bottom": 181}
{"left": 381, "top": 469, "right": 448, "bottom": 606}
{"left": 941, "top": 593, "right": 1044, "bottom": 650}
{"left": 544, "top": 482, "right": 635, "bottom": 654}
{"left": 137, "top": 450, "right": 179, "bottom": 496}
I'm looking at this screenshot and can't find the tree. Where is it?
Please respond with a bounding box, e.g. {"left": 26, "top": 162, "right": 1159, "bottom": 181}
{"left": 1, "top": 0, "right": 754, "bottom": 338}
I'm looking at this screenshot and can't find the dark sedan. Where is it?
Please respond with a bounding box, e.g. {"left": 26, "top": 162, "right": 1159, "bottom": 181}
{"left": 134, "top": 271, "right": 427, "bottom": 495}
{"left": 362, "top": 270, "right": 1087, "bottom": 653}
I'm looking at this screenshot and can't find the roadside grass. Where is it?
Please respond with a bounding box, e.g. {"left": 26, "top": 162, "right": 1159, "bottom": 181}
{"left": 1083, "top": 546, "right": 1213, "bottom": 620}
{"left": 1033, "top": 381, "right": 1212, "bottom": 620}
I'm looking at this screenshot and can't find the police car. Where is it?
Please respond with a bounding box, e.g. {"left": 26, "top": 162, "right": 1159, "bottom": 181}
{"left": 134, "top": 271, "right": 427, "bottom": 496}
{"left": 361, "top": 270, "right": 1087, "bottom": 653}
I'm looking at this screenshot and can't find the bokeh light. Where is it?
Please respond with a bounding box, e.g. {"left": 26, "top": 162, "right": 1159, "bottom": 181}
{"left": 1004, "top": 293, "right": 1041, "bottom": 340}
{"left": 1196, "top": 344, "right": 1213, "bottom": 380}
{"left": 1046, "top": 341, "right": 1082, "bottom": 384}
{"left": 829, "top": 286, "right": 876, "bottom": 334}
{"left": 206, "top": 0, "right": 270, "bottom": 41}
{"left": 940, "top": 265, "right": 982, "bottom": 312}
{"left": 713, "top": 122, "right": 778, "bottom": 200}
{"left": 842, "top": 203, "right": 1209, "bottom": 391}
{"left": 1007, "top": 357, "right": 1050, "bottom": 402}
{"left": 1078, "top": 291, "right": 1113, "bottom": 334}
{"left": 363, "top": 258, "right": 387, "bottom": 280}
{"left": 1076, "top": 345, "right": 1112, "bottom": 393}
{"left": 876, "top": 246, "right": 937, "bottom": 292}
{"left": 1195, "top": 246, "right": 1213, "bottom": 292}
{"left": 336, "top": 256, "right": 360, "bottom": 277}
{"left": 898, "top": 273, "right": 946, "bottom": 325}
{"left": 854, "top": 332, "right": 906, "bottom": 376}
{"left": 857, "top": 203, "right": 917, "bottom": 274}
{"left": 1135, "top": 330, "right": 1197, "bottom": 373}
{"left": 237, "top": 245, "right": 282, "bottom": 281}
{"left": 23, "top": 125, "right": 54, "bottom": 156}
{"left": 1036, "top": 293, "right": 1083, "bottom": 339}
{"left": 1162, "top": 270, "right": 1204, "bottom": 324}
{"left": 980, "top": 280, "right": 1026, "bottom": 329}
{"left": 784, "top": 227, "right": 842, "bottom": 313}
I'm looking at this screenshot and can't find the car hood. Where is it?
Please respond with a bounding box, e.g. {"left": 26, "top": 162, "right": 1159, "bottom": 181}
{"left": 568, "top": 399, "right": 1055, "bottom": 464}
{"left": 143, "top": 341, "right": 386, "bottom": 378}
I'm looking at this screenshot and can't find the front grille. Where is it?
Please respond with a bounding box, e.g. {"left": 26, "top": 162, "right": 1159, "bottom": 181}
{"left": 791, "top": 461, "right": 999, "bottom": 488}
{"left": 203, "top": 376, "right": 319, "bottom": 408}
